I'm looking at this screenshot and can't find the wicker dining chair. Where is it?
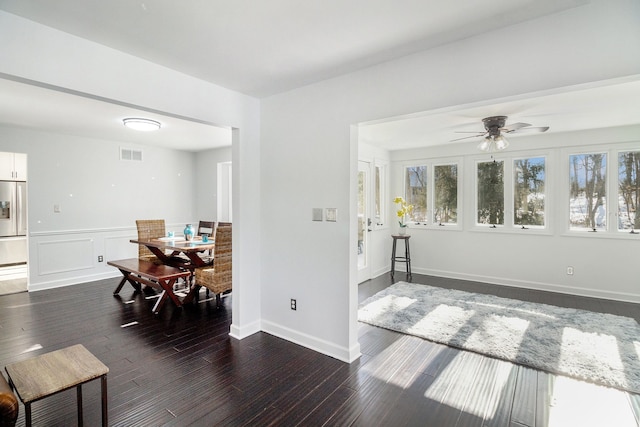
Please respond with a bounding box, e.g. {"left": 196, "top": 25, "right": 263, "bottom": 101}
{"left": 135, "top": 219, "right": 166, "bottom": 264}
{"left": 197, "top": 221, "right": 215, "bottom": 236}
{"left": 194, "top": 225, "right": 232, "bottom": 307}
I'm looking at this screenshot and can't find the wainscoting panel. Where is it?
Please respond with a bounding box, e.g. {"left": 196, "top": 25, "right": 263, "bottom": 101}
{"left": 104, "top": 235, "right": 138, "bottom": 262}
{"left": 37, "top": 238, "right": 94, "bottom": 276}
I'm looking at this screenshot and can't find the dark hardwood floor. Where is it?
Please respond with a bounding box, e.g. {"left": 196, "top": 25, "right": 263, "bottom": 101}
{"left": 1, "top": 273, "right": 639, "bottom": 426}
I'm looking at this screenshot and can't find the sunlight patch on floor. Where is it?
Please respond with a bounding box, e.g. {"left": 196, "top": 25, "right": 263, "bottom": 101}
{"left": 365, "top": 294, "right": 417, "bottom": 315}
{"left": 465, "top": 314, "right": 529, "bottom": 359}
{"left": 423, "top": 352, "right": 514, "bottom": 418}
{"left": 408, "top": 304, "right": 474, "bottom": 340}
{"left": 558, "top": 327, "right": 625, "bottom": 385}
{"left": 548, "top": 376, "right": 636, "bottom": 427}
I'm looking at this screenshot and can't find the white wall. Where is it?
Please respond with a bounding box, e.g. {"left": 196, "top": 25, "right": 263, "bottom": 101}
{"left": 195, "top": 146, "right": 232, "bottom": 222}
{"left": 260, "top": 0, "right": 640, "bottom": 362}
{"left": 0, "top": 11, "right": 262, "bottom": 337}
{"left": 0, "top": 125, "right": 197, "bottom": 289}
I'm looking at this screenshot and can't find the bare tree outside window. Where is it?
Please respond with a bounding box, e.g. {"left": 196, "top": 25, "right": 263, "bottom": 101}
{"left": 405, "top": 166, "right": 427, "bottom": 223}
{"left": 569, "top": 153, "right": 607, "bottom": 230}
{"left": 477, "top": 160, "right": 504, "bottom": 225}
{"left": 514, "top": 157, "right": 545, "bottom": 227}
{"left": 434, "top": 164, "right": 457, "bottom": 225}
{"left": 618, "top": 151, "right": 640, "bottom": 231}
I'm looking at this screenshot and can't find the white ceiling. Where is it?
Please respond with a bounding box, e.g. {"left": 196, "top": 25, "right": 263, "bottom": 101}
{"left": 0, "top": 77, "right": 232, "bottom": 152}
{"left": 359, "top": 78, "right": 640, "bottom": 151}
{"left": 0, "top": 0, "right": 638, "bottom": 152}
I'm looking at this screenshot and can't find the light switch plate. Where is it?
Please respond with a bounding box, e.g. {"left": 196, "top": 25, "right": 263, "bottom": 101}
{"left": 312, "top": 208, "right": 323, "bottom": 221}
{"left": 325, "top": 208, "right": 337, "bottom": 222}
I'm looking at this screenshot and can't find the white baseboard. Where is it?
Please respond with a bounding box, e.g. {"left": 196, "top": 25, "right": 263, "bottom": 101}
{"left": 229, "top": 320, "right": 261, "bottom": 340}
{"left": 28, "top": 271, "right": 119, "bottom": 292}
{"left": 415, "top": 267, "right": 640, "bottom": 304}
{"left": 261, "top": 319, "right": 360, "bottom": 363}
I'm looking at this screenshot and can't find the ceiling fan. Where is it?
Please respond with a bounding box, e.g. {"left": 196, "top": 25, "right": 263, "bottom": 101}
{"left": 451, "top": 116, "right": 549, "bottom": 151}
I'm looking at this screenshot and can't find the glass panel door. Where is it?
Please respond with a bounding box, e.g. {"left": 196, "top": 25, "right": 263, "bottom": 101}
{"left": 358, "top": 161, "right": 370, "bottom": 282}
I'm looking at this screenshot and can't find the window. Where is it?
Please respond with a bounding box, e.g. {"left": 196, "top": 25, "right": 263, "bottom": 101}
{"left": 433, "top": 164, "right": 458, "bottom": 225}
{"left": 405, "top": 166, "right": 427, "bottom": 222}
{"left": 477, "top": 160, "right": 504, "bottom": 225}
{"left": 618, "top": 151, "right": 640, "bottom": 231}
{"left": 374, "top": 163, "right": 386, "bottom": 226}
{"left": 569, "top": 153, "right": 606, "bottom": 231}
{"left": 514, "top": 157, "right": 545, "bottom": 227}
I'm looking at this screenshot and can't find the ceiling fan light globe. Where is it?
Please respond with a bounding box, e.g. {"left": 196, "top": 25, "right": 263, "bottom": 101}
{"left": 494, "top": 135, "right": 509, "bottom": 150}
{"left": 477, "top": 138, "right": 492, "bottom": 151}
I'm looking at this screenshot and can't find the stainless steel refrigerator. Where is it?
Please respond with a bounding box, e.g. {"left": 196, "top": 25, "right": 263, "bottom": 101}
{"left": 0, "top": 181, "right": 27, "bottom": 267}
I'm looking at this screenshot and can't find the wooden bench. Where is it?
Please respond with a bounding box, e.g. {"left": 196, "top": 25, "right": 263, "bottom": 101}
{"left": 107, "top": 258, "right": 191, "bottom": 314}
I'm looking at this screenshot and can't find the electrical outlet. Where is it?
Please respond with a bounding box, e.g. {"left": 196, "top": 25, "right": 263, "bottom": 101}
{"left": 98, "top": 256, "right": 104, "bottom": 262}
{"left": 290, "top": 299, "right": 297, "bottom": 310}
{"left": 567, "top": 266, "right": 574, "bottom": 275}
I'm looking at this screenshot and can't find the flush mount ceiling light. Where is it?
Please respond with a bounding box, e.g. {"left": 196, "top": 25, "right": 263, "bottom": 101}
{"left": 123, "top": 117, "right": 161, "bottom": 131}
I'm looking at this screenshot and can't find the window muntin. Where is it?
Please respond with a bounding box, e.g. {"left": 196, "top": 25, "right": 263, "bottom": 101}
{"left": 569, "top": 153, "right": 607, "bottom": 231}
{"left": 514, "top": 157, "right": 545, "bottom": 227}
{"left": 618, "top": 151, "right": 640, "bottom": 231}
{"left": 434, "top": 164, "right": 458, "bottom": 225}
{"left": 477, "top": 160, "right": 504, "bottom": 225}
{"left": 405, "top": 166, "right": 427, "bottom": 223}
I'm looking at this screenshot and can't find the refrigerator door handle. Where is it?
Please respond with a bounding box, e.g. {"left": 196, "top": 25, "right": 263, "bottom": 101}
{"left": 17, "top": 184, "right": 22, "bottom": 234}
{"left": 16, "top": 182, "right": 26, "bottom": 236}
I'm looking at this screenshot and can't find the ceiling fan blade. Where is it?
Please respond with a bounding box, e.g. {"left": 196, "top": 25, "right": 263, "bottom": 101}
{"left": 454, "top": 131, "right": 486, "bottom": 133}
{"left": 501, "top": 122, "right": 531, "bottom": 132}
{"left": 510, "top": 126, "right": 550, "bottom": 133}
{"left": 450, "top": 133, "right": 486, "bottom": 142}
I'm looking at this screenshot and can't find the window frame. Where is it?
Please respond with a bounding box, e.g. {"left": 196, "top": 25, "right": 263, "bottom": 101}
{"left": 373, "top": 159, "right": 388, "bottom": 230}
{"left": 401, "top": 158, "right": 462, "bottom": 230}
{"left": 432, "top": 161, "right": 461, "bottom": 228}
{"left": 470, "top": 149, "right": 552, "bottom": 235}
{"left": 475, "top": 158, "right": 506, "bottom": 228}
{"left": 512, "top": 155, "right": 548, "bottom": 230}
{"left": 560, "top": 142, "right": 640, "bottom": 239}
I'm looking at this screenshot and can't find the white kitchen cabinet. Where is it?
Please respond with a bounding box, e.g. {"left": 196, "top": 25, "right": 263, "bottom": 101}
{"left": 0, "top": 152, "right": 27, "bottom": 181}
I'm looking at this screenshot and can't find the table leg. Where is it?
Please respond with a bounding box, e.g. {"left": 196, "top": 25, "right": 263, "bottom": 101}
{"left": 113, "top": 275, "right": 127, "bottom": 294}
{"left": 152, "top": 290, "right": 167, "bottom": 314}
{"left": 101, "top": 375, "right": 108, "bottom": 427}
{"left": 25, "top": 402, "right": 32, "bottom": 427}
{"left": 77, "top": 384, "right": 83, "bottom": 426}
{"left": 159, "top": 279, "right": 183, "bottom": 307}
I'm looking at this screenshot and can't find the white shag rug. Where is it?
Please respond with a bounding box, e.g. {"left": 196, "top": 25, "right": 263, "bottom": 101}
{"left": 358, "top": 282, "right": 640, "bottom": 394}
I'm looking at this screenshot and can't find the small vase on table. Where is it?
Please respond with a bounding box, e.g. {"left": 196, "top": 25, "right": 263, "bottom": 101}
{"left": 184, "top": 224, "right": 195, "bottom": 241}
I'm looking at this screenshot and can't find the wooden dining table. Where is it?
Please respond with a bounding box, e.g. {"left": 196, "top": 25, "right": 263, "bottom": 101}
{"left": 130, "top": 236, "right": 215, "bottom": 270}
{"left": 129, "top": 236, "right": 215, "bottom": 305}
